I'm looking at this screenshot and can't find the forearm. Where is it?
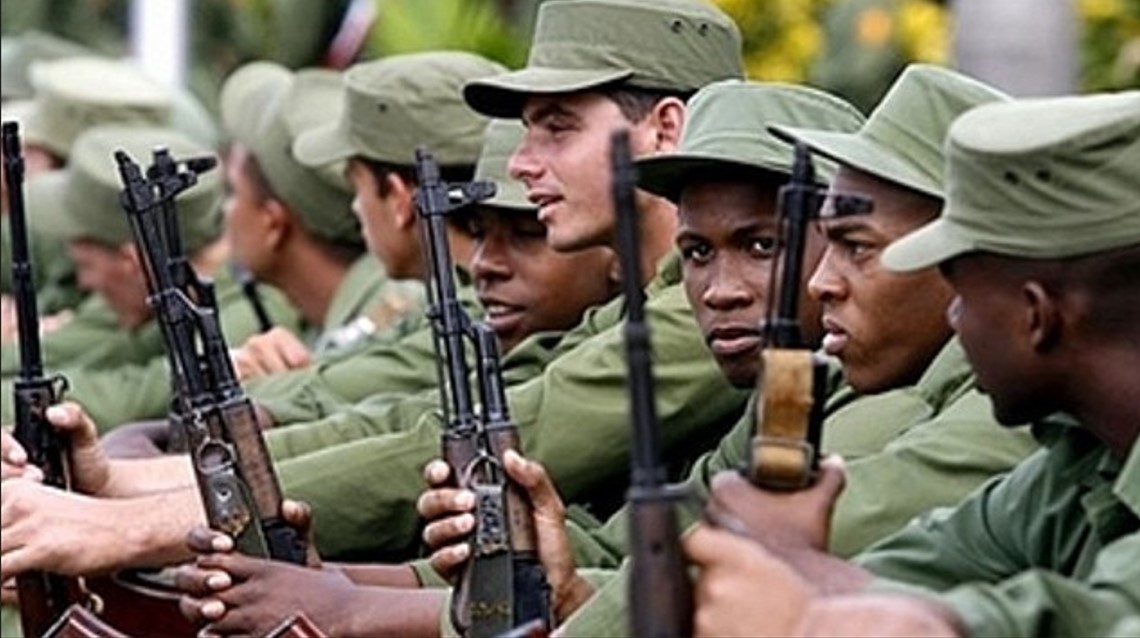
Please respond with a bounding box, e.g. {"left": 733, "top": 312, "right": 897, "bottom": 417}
{"left": 338, "top": 586, "right": 445, "bottom": 638}
{"left": 104, "top": 454, "right": 196, "bottom": 497}
{"left": 102, "top": 488, "right": 206, "bottom": 570}
{"left": 779, "top": 546, "right": 873, "bottom": 595}
{"left": 337, "top": 562, "right": 421, "bottom": 589}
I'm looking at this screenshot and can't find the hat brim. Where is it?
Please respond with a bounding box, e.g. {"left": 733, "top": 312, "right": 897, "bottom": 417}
{"left": 464, "top": 67, "right": 633, "bottom": 119}
{"left": 881, "top": 216, "right": 974, "bottom": 272}
{"left": 293, "top": 122, "right": 356, "bottom": 168}
{"left": 769, "top": 124, "right": 941, "bottom": 199}
{"left": 25, "top": 171, "right": 81, "bottom": 242}
{"left": 637, "top": 153, "right": 783, "bottom": 203}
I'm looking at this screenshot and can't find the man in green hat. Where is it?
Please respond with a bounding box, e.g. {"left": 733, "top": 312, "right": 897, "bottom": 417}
{"left": 0, "top": 114, "right": 623, "bottom": 633}
{"left": 235, "top": 0, "right": 749, "bottom": 560}
{"left": 414, "top": 69, "right": 1036, "bottom": 637}
{"left": 684, "top": 90, "right": 1140, "bottom": 637}
{"left": 227, "top": 50, "right": 504, "bottom": 425}
{"left": 0, "top": 124, "right": 299, "bottom": 428}
{"left": 1, "top": 55, "right": 221, "bottom": 346}
{"left": 218, "top": 61, "right": 424, "bottom": 380}
{"left": 0, "top": 0, "right": 745, "bottom": 603}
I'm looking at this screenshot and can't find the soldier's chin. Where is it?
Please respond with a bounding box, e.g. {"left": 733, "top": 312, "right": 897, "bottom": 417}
{"left": 717, "top": 359, "right": 759, "bottom": 390}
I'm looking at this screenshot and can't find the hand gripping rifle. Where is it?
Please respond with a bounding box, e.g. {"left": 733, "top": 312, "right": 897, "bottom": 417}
{"left": 611, "top": 131, "right": 692, "bottom": 638}
{"left": 413, "top": 147, "right": 551, "bottom": 638}
{"left": 115, "top": 148, "right": 307, "bottom": 565}
{"left": 4, "top": 122, "right": 129, "bottom": 637}
{"left": 747, "top": 143, "right": 870, "bottom": 489}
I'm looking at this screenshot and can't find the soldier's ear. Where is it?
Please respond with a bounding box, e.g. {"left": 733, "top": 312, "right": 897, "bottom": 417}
{"left": 647, "top": 96, "right": 686, "bottom": 153}
{"left": 262, "top": 198, "right": 294, "bottom": 249}
{"left": 386, "top": 173, "right": 417, "bottom": 230}
{"left": 1023, "top": 280, "right": 1062, "bottom": 353}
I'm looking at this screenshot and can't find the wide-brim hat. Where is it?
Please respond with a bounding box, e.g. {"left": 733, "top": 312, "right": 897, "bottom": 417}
{"left": 464, "top": 0, "right": 744, "bottom": 119}
{"left": 770, "top": 64, "right": 1010, "bottom": 199}
{"left": 637, "top": 80, "right": 865, "bottom": 202}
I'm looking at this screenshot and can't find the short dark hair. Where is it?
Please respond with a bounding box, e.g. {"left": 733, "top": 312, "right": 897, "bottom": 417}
{"left": 598, "top": 83, "right": 695, "bottom": 123}
{"left": 358, "top": 158, "right": 475, "bottom": 198}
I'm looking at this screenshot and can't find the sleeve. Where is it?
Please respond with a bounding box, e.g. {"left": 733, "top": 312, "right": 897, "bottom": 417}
{"left": 827, "top": 389, "right": 1038, "bottom": 557}
{"left": 248, "top": 321, "right": 448, "bottom": 426}
{"left": 274, "top": 283, "right": 749, "bottom": 560}
{"left": 939, "top": 532, "right": 1140, "bottom": 637}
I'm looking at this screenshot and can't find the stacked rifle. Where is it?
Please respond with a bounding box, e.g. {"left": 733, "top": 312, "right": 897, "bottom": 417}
{"left": 413, "top": 147, "right": 551, "bottom": 638}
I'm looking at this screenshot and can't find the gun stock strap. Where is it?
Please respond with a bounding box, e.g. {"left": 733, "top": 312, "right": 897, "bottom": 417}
{"left": 751, "top": 348, "right": 817, "bottom": 490}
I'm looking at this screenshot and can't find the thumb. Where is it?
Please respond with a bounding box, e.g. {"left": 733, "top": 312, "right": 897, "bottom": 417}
{"left": 503, "top": 450, "right": 563, "bottom": 518}
{"left": 45, "top": 402, "right": 99, "bottom": 448}
{"left": 814, "top": 455, "right": 846, "bottom": 503}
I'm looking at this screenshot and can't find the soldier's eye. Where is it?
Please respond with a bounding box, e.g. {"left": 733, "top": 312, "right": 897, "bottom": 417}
{"left": 680, "top": 242, "right": 713, "bottom": 264}
{"left": 749, "top": 236, "right": 778, "bottom": 258}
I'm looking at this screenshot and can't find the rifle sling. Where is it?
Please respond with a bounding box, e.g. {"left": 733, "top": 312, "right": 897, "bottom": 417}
{"left": 751, "top": 348, "right": 818, "bottom": 490}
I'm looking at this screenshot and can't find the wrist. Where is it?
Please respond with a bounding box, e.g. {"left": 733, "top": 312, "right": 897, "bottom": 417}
{"left": 553, "top": 572, "right": 594, "bottom": 624}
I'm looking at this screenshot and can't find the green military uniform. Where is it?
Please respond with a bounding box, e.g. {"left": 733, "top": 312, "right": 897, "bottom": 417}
{"left": 555, "top": 339, "right": 1037, "bottom": 636}
{"left": 0, "top": 265, "right": 295, "bottom": 428}
{"left": 310, "top": 254, "right": 424, "bottom": 355}
{"left": 0, "top": 124, "right": 299, "bottom": 429}
{"left": 271, "top": 251, "right": 748, "bottom": 560}
{"left": 251, "top": 0, "right": 748, "bottom": 562}
{"left": 218, "top": 61, "right": 426, "bottom": 353}
{"left": 855, "top": 90, "right": 1140, "bottom": 636}
{"left": 425, "top": 73, "right": 1035, "bottom": 636}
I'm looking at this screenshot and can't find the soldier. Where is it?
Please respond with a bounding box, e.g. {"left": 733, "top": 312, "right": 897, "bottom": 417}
{"left": 684, "top": 90, "right": 1140, "bottom": 637}
{"left": 234, "top": 50, "right": 505, "bottom": 425}
{"left": 0, "top": 125, "right": 300, "bottom": 428}
{"left": 0, "top": 56, "right": 219, "bottom": 349}
{"left": 218, "top": 61, "right": 424, "bottom": 378}
{"left": 0, "top": 0, "right": 745, "bottom": 625}
{"left": 416, "top": 67, "right": 1038, "bottom": 637}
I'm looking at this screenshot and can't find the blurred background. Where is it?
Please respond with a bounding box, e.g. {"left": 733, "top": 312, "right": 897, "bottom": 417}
{"left": 2, "top": 0, "right": 1138, "bottom": 115}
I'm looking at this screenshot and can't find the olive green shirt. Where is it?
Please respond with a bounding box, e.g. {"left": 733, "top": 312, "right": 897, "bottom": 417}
{"left": 0, "top": 267, "right": 300, "bottom": 429}
{"left": 245, "top": 268, "right": 469, "bottom": 427}
{"left": 475, "top": 338, "right": 1039, "bottom": 637}
{"left": 858, "top": 420, "right": 1140, "bottom": 637}
{"left": 268, "top": 253, "right": 750, "bottom": 561}
{"left": 1, "top": 212, "right": 85, "bottom": 316}
{"left": 310, "top": 255, "right": 424, "bottom": 356}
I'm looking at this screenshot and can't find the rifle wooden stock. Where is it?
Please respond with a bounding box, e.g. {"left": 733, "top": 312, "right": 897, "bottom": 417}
{"left": 611, "top": 130, "right": 693, "bottom": 638}
{"left": 414, "top": 148, "right": 551, "bottom": 637}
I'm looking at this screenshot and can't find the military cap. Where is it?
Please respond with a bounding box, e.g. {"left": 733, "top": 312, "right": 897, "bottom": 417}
{"left": 771, "top": 64, "right": 1010, "bottom": 199}
{"left": 221, "top": 62, "right": 361, "bottom": 247}
{"left": 464, "top": 0, "right": 744, "bottom": 119}
{"left": 637, "top": 80, "right": 865, "bottom": 202}
{"left": 30, "top": 125, "right": 222, "bottom": 251}
{"left": 474, "top": 120, "right": 532, "bottom": 211}
{"left": 24, "top": 57, "right": 174, "bottom": 159}
{"left": 294, "top": 51, "right": 504, "bottom": 168}
{"left": 884, "top": 91, "right": 1140, "bottom": 271}
{"left": 0, "top": 31, "right": 93, "bottom": 101}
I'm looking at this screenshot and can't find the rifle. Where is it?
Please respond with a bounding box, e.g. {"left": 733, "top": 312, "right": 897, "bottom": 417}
{"left": 4, "top": 121, "right": 131, "bottom": 637}
{"left": 611, "top": 130, "right": 692, "bottom": 638}
{"left": 115, "top": 142, "right": 312, "bottom": 565}
{"left": 413, "top": 147, "right": 551, "bottom": 638}
{"left": 747, "top": 142, "right": 870, "bottom": 489}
